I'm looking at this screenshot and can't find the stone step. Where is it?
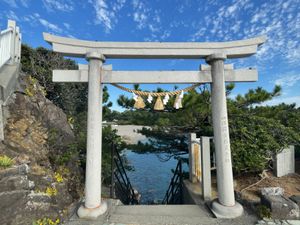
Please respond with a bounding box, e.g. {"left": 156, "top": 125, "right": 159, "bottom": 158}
{"left": 64, "top": 200, "right": 259, "bottom": 225}
{"left": 0, "top": 164, "right": 29, "bottom": 180}
{"left": 113, "top": 204, "right": 210, "bottom": 217}
{"left": 108, "top": 205, "right": 216, "bottom": 225}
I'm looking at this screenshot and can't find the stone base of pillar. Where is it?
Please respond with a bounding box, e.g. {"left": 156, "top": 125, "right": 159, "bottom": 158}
{"left": 77, "top": 201, "right": 107, "bottom": 219}
{"left": 210, "top": 199, "right": 243, "bottom": 218}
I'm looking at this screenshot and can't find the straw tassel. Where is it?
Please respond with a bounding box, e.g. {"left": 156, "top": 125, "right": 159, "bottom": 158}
{"left": 154, "top": 96, "right": 164, "bottom": 111}
{"left": 173, "top": 94, "right": 183, "bottom": 109}
{"left": 134, "top": 95, "right": 146, "bottom": 109}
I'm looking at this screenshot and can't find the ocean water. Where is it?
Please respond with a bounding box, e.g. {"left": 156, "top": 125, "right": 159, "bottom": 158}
{"left": 124, "top": 149, "right": 186, "bottom": 204}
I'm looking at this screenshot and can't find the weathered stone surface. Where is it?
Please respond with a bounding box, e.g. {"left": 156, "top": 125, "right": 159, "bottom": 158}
{"left": 261, "top": 187, "right": 284, "bottom": 196}
{"left": 0, "top": 74, "right": 82, "bottom": 225}
{"left": 0, "top": 190, "right": 30, "bottom": 224}
{"left": 256, "top": 219, "right": 300, "bottom": 225}
{"left": 0, "top": 164, "right": 29, "bottom": 180}
{"left": 0, "top": 175, "right": 33, "bottom": 191}
{"left": 273, "top": 146, "right": 295, "bottom": 177}
{"left": 261, "top": 195, "right": 300, "bottom": 219}
{"left": 290, "top": 195, "right": 300, "bottom": 207}
{"left": 27, "top": 191, "right": 52, "bottom": 203}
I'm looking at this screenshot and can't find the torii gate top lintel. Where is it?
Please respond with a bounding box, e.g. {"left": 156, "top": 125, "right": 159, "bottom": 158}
{"left": 43, "top": 32, "right": 266, "bottom": 59}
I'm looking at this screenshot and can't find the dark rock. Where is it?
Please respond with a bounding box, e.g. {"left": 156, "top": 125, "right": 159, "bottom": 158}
{"left": 290, "top": 195, "right": 300, "bottom": 207}
{"left": 27, "top": 191, "right": 52, "bottom": 203}
{"left": 261, "top": 195, "right": 300, "bottom": 219}
{"left": 0, "top": 175, "right": 33, "bottom": 192}
{"left": 261, "top": 187, "right": 284, "bottom": 196}
{"left": 0, "top": 164, "right": 29, "bottom": 180}
{"left": 0, "top": 75, "right": 82, "bottom": 225}
{"left": 0, "top": 190, "right": 29, "bottom": 224}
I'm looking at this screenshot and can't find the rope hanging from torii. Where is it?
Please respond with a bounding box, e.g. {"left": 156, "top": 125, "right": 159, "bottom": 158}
{"left": 111, "top": 83, "right": 200, "bottom": 111}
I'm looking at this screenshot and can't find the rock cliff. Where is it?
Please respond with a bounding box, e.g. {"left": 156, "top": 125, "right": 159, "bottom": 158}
{"left": 0, "top": 73, "right": 83, "bottom": 225}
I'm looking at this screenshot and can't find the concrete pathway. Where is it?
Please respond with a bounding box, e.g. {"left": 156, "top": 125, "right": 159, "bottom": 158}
{"left": 64, "top": 199, "right": 259, "bottom": 225}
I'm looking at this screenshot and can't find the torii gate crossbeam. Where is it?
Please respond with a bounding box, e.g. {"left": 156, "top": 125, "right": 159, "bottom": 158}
{"left": 44, "top": 33, "right": 266, "bottom": 220}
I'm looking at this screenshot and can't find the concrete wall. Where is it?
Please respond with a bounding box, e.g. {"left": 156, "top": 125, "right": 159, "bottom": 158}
{"left": 274, "top": 146, "right": 295, "bottom": 177}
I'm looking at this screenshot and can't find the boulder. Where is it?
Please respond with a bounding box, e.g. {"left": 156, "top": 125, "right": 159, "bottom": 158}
{"left": 261, "top": 195, "right": 300, "bottom": 219}
{"left": 0, "top": 164, "right": 29, "bottom": 180}
{"left": 0, "top": 175, "right": 34, "bottom": 192}
{"left": 261, "top": 187, "right": 284, "bottom": 196}
{"left": 290, "top": 195, "right": 300, "bottom": 208}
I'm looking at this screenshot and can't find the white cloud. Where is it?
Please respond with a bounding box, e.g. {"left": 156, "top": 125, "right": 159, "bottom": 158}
{"left": 89, "top": 0, "right": 126, "bottom": 33}
{"left": 63, "top": 22, "right": 71, "bottom": 29}
{"left": 6, "top": 10, "right": 20, "bottom": 21}
{"left": 42, "top": 0, "right": 74, "bottom": 12}
{"left": 131, "top": 1, "right": 166, "bottom": 41}
{"left": 3, "top": 0, "right": 17, "bottom": 8}
{"left": 23, "top": 13, "right": 63, "bottom": 33}
{"left": 91, "top": 0, "right": 114, "bottom": 31}
{"left": 132, "top": 0, "right": 148, "bottom": 29}
{"left": 39, "top": 18, "right": 63, "bottom": 33}
{"left": 3, "top": 0, "right": 29, "bottom": 7}
{"left": 275, "top": 74, "right": 300, "bottom": 87}
{"left": 189, "top": 0, "right": 300, "bottom": 64}
{"left": 264, "top": 96, "right": 300, "bottom": 107}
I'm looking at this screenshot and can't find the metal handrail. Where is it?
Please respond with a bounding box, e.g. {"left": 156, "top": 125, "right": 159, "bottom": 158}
{"left": 110, "top": 142, "right": 137, "bottom": 205}
{"left": 162, "top": 159, "right": 183, "bottom": 204}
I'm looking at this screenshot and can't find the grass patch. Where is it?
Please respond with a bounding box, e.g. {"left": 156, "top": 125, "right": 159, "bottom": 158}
{"left": 0, "top": 155, "right": 14, "bottom": 169}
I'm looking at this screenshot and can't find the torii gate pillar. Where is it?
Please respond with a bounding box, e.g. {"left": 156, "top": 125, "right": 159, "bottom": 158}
{"left": 206, "top": 53, "right": 243, "bottom": 218}
{"left": 77, "top": 52, "right": 107, "bottom": 218}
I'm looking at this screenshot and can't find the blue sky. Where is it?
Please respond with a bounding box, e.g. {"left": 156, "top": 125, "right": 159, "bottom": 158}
{"left": 0, "top": 0, "right": 299, "bottom": 111}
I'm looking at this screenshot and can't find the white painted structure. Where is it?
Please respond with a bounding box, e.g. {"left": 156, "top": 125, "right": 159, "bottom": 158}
{"left": 0, "top": 20, "right": 21, "bottom": 68}
{"left": 189, "top": 133, "right": 202, "bottom": 183}
{"left": 0, "top": 20, "right": 22, "bottom": 141}
{"left": 44, "top": 33, "right": 266, "bottom": 219}
{"left": 274, "top": 146, "right": 295, "bottom": 177}
{"left": 188, "top": 134, "right": 212, "bottom": 201}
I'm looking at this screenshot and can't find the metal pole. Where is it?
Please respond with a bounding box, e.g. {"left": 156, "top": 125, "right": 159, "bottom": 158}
{"left": 110, "top": 141, "right": 115, "bottom": 198}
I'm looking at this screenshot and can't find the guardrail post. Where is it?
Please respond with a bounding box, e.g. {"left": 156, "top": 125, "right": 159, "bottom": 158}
{"left": 179, "top": 159, "right": 183, "bottom": 204}
{"left": 14, "top": 26, "right": 21, "bottom": 63}
{"left": 188, "top": 133, "right": 201, "bottom": 183}
{"left": 110, "top": 142, "right": 116, "bottom": 198}
{"left": 200, "top": 136, "right": 212, "bottom": 201}
{"left": 7, "top": 20, "right": 16, "bottom": 64}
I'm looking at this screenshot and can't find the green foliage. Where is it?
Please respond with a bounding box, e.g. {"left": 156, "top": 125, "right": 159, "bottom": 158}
{"left": 32, "top": 217, "right": 60, "bottom": 225}
{"left": 21, "top": 44, "right": 113, "bottom": 118}
{"left": 0, "top": 155, "right": 14, "bottom": 168}
{"left": 257, "top": 205, "right": 271, "bottom": 219}
{"left": 21, "top": 44, "right": 122, "bottom": 183}
{"left": 116, "top": 83, "right": 300, "bottom": 173}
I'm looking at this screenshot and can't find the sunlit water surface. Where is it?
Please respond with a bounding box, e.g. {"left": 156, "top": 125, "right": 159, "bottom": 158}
{"left": 124, "top": 150, "right": 179, "bottom": 204}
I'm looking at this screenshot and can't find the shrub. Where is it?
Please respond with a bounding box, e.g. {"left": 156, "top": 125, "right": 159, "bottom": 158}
{"left": 32, "top": 218, "right": 60, "bottom": 225}
{"left": 0, "top": 155, "right": 13, "bottom": 169}
{"left": 257, "top": 205, "right": 271, "bottom": 219}
{"left": 45, "top": 187, "right": 57, "bottom": 196}
{"left": 54, "top": 172, "right": 64, "bottom": 183}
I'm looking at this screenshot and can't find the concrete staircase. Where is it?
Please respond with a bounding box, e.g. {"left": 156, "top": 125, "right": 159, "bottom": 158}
{"left": 107, "top": 204, "right": 214, "bottom": 225}
{"left": 65, "top": 199, "right": 258, "bottom": 225}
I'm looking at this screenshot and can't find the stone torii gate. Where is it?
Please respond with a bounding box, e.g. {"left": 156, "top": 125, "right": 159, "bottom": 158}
{"left": 43, "top": 33, "right": 266, "bottom": 219}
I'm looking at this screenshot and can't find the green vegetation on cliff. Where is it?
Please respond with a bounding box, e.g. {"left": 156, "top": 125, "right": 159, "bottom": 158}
{"left": 20, "top": 44, "right": 119, "bottom": 184}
